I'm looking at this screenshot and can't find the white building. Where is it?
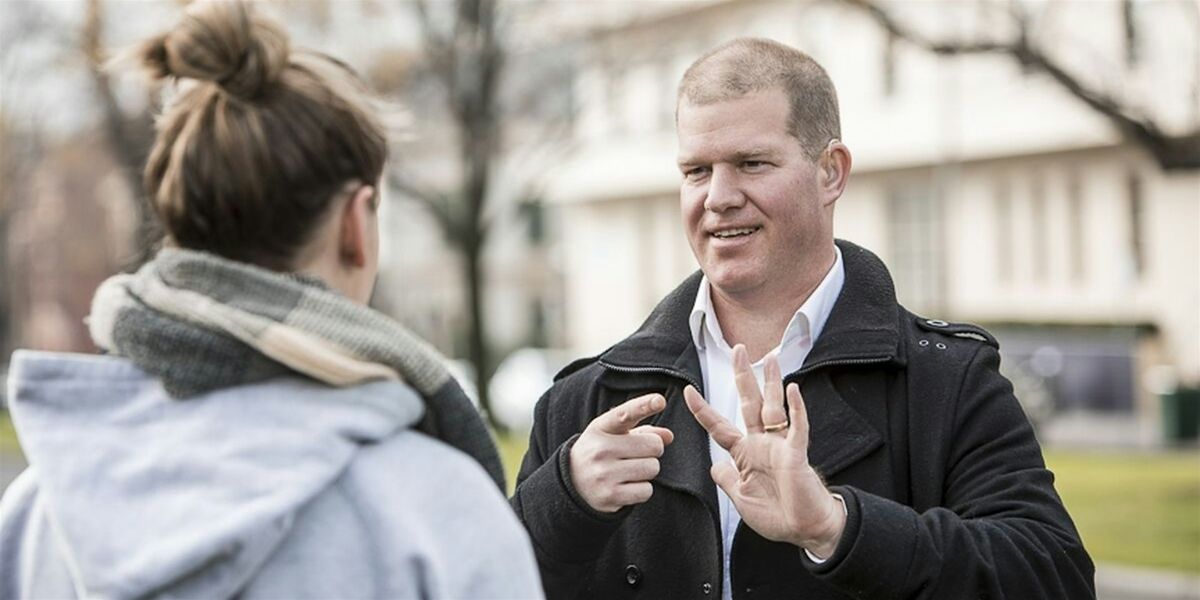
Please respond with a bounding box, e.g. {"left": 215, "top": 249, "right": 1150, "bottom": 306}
{"left": 543, "top": 0, "right": 1200, "bottom": 441}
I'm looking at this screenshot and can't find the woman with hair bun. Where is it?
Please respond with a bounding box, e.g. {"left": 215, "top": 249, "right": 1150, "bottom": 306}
{"left": 0, "top": 1, "right": 543, "bottom": 598}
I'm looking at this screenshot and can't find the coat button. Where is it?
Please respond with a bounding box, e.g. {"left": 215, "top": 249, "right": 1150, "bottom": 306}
{"left": 701, "top": 582, "right": 713, "bottom": 595}
{"left": 625, "top": 564, "right": 642, "bottom": 587}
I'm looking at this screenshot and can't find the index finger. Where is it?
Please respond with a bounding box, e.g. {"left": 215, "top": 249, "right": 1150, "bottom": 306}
{"left": 593, "top": 393, "right": 667, "bottom": 434}
{"left": 683, "top": 385, "right": 742, "bottom": 450}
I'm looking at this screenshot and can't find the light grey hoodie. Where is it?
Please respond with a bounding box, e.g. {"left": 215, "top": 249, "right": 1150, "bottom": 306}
{"left": 0, "top": 350, "right": 544, "bottom": 599}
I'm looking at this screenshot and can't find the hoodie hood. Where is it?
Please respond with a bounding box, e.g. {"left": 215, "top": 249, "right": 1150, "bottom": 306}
{"left": 6, "top": 349, "right": 425, "bottom": 599}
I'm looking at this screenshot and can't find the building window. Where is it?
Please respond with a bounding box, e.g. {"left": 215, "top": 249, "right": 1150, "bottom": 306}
{"left": 888, "top": 184, "right": 942, "bottom": 313}
{"left": 994, "top": 177, "right": 1013, "bottom": 284}
{"left": 1030, "top": 172, "right": 1048, "bottom": 283}
{"left": 1128, "top": 171, "right": 1145, "bottom": 278}
{"left": 1066, "top": 170, "right": 1086, "bottom": 283}
{"left": 658, "top": 57, "right": 676, "bottom": 132}
{"left": 997, "top": 326, "right": 1138, "bottom": 414}
{"left": 606, "top": 66, "right": 625, "bottom": 136}
{"left": 882, "top": 31, "right": 897, "bottom": 97}
{"left": 519, "top": 199, "right": 545, "bottom": 245}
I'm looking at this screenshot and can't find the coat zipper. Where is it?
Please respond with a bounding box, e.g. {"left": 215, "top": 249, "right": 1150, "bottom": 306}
{"left": 596, "top": 360, "right": 703, "bottom": 391}
{"left": 790, "top": 355, "right": 894, "bottom": 378}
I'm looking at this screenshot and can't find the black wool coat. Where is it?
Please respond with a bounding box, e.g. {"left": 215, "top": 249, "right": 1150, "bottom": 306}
{"left": 512, "top": 240, "right": 1095, "bottom": 600}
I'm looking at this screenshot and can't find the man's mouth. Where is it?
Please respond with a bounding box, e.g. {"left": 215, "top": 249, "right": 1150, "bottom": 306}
{"left": 710, "top": 226, "right": 761, "bottom": 239}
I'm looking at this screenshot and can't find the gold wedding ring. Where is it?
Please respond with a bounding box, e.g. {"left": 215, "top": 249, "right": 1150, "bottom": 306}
{"left": 762, "top": 421, "right": 789, "bottom": 433}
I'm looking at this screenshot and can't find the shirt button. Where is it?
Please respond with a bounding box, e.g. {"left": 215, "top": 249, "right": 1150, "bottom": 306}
{"left": 625, "top": 564, "right": 642, "bottom": 587}
{"left": 701, "top": 582, "right": 713, "bottom": 595}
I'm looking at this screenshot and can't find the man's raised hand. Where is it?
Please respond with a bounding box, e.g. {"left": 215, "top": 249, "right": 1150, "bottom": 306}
{"left": 683, "top": 345, "right": 846, "bottom": 559}
{"left": 569, "top": 393, "right": 675, "bottom": 513}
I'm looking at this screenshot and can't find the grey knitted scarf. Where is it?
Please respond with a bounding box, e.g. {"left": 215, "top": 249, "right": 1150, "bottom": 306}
{"left": 88, "top": 248, "right": 504, "bottom": 490}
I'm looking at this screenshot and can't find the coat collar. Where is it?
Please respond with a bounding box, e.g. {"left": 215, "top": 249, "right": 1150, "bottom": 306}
{"left": 595, "top": 240, "right": 898, "bottom": 509}
{"left": 599, "top": 239, "right": 905, "bottom": 378}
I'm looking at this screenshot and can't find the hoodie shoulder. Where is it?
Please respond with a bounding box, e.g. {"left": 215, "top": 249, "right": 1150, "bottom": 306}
{"left": 0, "top": 469, "right": 81, "bottom": 600}
{"left": 244, "top": 431, "right": 544, "bottom": 599}
{"left": 0, "top": 469, "right": 39, "bottom": 599}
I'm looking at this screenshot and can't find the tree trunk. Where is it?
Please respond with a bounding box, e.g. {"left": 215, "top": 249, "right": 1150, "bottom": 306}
{"left": 462, "top": 102, "right": 499, "bottom": 430}
{"left": 463, "top": 230, "right": 496, "bottom": 429}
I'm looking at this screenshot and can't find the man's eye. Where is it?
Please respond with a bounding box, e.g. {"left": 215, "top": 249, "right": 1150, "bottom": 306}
{"left": 743, "top": 161, "right": 767, "bottom": 170}
{"left": 684, "top": 167, "right": 710, "bottom": 180}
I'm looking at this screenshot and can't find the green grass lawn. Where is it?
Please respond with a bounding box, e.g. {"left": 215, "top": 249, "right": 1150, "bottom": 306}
{"left": 1044, "top": 449, "right": 1200, "bottom": 574}
{"left": 0, "top": 409, "right": 19, "bottom": 454}
{"left": 497, "top": 429, "right": 532, "bottom": 496}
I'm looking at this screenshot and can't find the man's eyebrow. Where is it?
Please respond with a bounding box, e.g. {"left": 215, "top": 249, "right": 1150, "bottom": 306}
{"left": 678, "top": 148, "right": 777, "bottom": 166}
{"left": 731, "top": 148, "right": 776, "bottom": 161}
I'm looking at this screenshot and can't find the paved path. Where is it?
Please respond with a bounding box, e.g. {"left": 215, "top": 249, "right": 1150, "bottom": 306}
{"left": 1098, "top": 563, "right": 1200, "bottom": 600}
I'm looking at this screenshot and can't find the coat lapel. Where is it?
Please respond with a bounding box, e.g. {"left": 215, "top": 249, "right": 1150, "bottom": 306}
{"left": 655, "top": 381, "right": 721, "bottom": 515}
{"left": 794, "top": 370, "right": 885, "bottom": 479}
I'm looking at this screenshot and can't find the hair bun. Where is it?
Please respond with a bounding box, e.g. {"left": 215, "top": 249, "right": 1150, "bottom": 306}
{"left": 140, "top": 0, "right": 289, "bottom": 100}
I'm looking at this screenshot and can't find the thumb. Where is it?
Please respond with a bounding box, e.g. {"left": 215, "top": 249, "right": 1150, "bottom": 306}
{"left": 632, "top": 424, "right": 675, "bottom": 447}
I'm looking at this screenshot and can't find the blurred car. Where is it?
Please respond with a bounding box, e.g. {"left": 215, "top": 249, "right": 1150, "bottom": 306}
{"left": 489, "top": 348, "right": 574, "bottom": 432}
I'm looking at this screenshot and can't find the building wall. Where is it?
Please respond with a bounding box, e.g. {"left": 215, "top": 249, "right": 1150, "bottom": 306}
{"left": 545, "top": 0, "right": 1200, "bottom": 414}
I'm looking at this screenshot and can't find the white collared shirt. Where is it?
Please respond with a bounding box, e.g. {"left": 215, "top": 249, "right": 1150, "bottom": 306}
{"left": 687, "top": 246, "right": 845, "bottom": 600}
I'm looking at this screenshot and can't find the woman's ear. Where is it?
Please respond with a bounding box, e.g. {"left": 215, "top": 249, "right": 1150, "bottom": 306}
{"left": 338, "top": 184, "right": 376, "bottom": 268}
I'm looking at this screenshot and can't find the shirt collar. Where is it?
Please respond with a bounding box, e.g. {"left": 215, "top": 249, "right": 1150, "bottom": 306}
{"left": 688, "top": 277, "right": 714, "bottom": 351}
{"left": 688, "top": 245, "right": 845, "bottom": 354}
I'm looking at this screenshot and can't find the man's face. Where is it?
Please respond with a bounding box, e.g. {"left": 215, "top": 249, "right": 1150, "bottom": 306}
{"left": 676, "top": 88, "right": 829, "bottom": 300}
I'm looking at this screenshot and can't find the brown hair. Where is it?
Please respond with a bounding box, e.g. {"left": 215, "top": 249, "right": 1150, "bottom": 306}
{"left": 137, "top": 0, "right": 387, "bottom": 270}
{"left": 677, "top": 38, "right": 841, "bottom": 160}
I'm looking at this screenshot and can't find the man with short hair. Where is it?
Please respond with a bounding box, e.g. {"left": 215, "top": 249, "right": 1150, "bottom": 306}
{"left": 512, "top": 38, "right": 1094, "bottom": 599}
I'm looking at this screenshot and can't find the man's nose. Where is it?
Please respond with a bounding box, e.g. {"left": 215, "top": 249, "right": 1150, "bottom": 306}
{"left": 703, "top": 168, "right": 745, "bottom": 212}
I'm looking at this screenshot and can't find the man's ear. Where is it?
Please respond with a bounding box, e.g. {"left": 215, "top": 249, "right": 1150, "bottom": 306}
{"left": 338, "top": 184, "right": 376, "bottom": 268}
{"left": 819, "top": 140, "right": 852, "bottom": 205}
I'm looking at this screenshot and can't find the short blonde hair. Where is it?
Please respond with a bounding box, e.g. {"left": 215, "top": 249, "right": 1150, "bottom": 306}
{"left": 678, "top": 38, "right": 841, "bottom": 160}
{"left": 137, "top": 0, "right": 388, "bottom": 270}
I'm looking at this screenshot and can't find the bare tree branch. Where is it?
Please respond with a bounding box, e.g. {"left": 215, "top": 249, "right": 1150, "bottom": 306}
{"left": 1121, "top": 0, "right": 1138, "bottom": 67}
{"left": 841, "top": 0, "right": 1200, "bottom": 170}
{"left": 414, "top": 0, "right": 458, "bottom": 94}
{"left": 83, "top": 0, "right": 160, "bottom": 264}
{"left": 386, "top": 170, "right": 463, "bottom": 244}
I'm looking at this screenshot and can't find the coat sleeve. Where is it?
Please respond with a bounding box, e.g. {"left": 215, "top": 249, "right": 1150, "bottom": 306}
{"left": 510, "top": 382, "right": 631, "bottom": 597}
{"left": 807, "top": 344, "right": 1096, "bottom": 599}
